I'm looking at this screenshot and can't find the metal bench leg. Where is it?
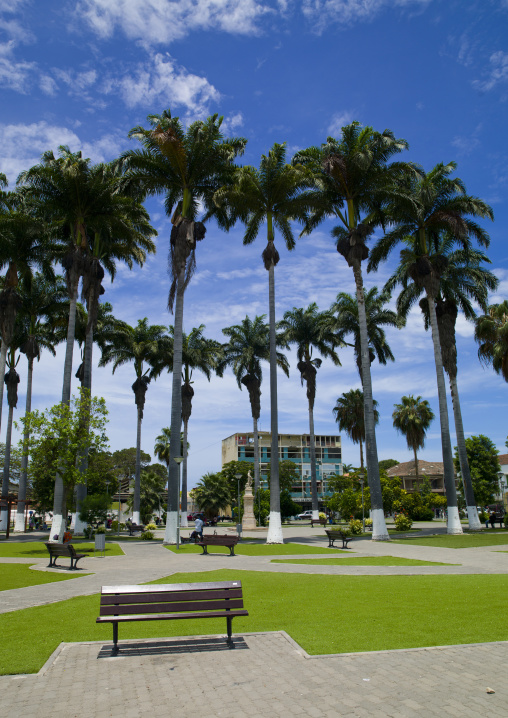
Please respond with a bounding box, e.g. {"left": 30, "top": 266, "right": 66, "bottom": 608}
{"left": 226, "top": 616, "right": 234, "bottom": 648}
{"left": 112, "top": 623, "right": 119, "bottom": 655}
{"left": 229, "top": 546, "right": 235, "bottom": 556}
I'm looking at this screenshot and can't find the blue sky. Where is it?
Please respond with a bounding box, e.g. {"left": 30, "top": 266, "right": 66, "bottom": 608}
{"left": 1, "top": 0, "right": 507, "bottom": 486}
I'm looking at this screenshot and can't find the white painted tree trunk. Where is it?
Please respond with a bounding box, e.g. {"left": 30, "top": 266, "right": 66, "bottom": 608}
{"left": 308, "top": 403, "right": 319, "bottom": 520}
{"left": 266, "top": 262, "right": 283, "bottom": 544}
{"left": 15, "top": 357, "right": 34, "bottom": 532}
{"left": 427, "top": 297, "right": 462, "bottom": 535}
{"left": 352, "top": 262, "right": 389, "bottom": 541}
{"left": 0, "top": 404, "right": 15, "bottom": 530}
{"left": 164, "top": 265, "right": 185, "bottom": 545}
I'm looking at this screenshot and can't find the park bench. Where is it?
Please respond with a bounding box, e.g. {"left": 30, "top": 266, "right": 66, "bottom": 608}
{"left": 311, "top": 518, "right": 328, "bottom": 527}
{"left": 325, "top": 529, "right": 353, "bottom": 549}
{"left": 96, "top": 580, "right": 248, "bottom": 653}
{"left": 45, "top": 542, "right": 90, "bottom": 569}
{"left": 488, "top": 512, "right": 505, "bottom": 529}
{"left": 127, "top": 523, "right": 145, "bottom": 536}
{"left": 197, "top": 534, "right": 239, "bottom": 556}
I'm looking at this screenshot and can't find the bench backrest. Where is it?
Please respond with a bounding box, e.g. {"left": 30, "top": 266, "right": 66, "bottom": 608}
{"left": 202, "top": 535, "right": 239, "bottom": 545}
{"left": 325, "top": 530, "right": 347, "bottom": 538}
{"left": 99, "top": 580, "right": 244, "bottom": 617}
{"left": 45, "top": 542, "right": 77, "bottom": 557}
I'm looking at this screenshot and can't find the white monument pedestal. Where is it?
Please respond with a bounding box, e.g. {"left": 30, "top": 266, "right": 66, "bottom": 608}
{"left": 242, "top": 474, "right": 257, "bottom": 530}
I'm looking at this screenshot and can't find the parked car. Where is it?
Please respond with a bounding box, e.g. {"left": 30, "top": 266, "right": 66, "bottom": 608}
{"left": 296, "top": 510, "right": 313, "bottom": 520}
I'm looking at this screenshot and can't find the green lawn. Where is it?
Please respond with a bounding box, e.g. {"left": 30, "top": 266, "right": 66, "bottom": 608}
{"left": 164, "top": 541, "right": 340, "bottom": 556}
{"left": 0, "top": 541, "right": 125, "bottom": 558}
{"left": 0, "top": 564, "right": 91, "bottom": 591}
{"left": 390, "top": 532, "right": 508, "bottom": 549}
{"left": 3, "top": 569, "right": 508, "bottom": 675}
{"left": 270, "top": 556, "right": 454, "bottom": 566}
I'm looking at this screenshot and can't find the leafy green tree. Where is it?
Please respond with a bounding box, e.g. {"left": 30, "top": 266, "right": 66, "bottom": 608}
{"left": 215, "top": 142, "right": 315, "bottom": 543}
{"left": 121, "top": 109, "right": 246, "bottom": 544}
{"left": 219, "top": 460, "right": 252, "bottom": 505}
{"left": 19, "top": 389, "right": 109, "bottom": 541}
{"left": 191, "top": 472, "right": 231, "bottom": 518}
{"left": 100, "top": 319, "right": 167, "bottom": 524}
{"left": 78, "top": 494, "right": 111, "bottom": 528}
{"left": 379, "top": 459, "right": 399, "bottom": 472}
{"left": 266, "top": 460, "right": 301, "bottom": 493}
{"left": 218, "top": 315, "right": 289, "bottom": 493}
{"left": 453, "top": 435, "right": 501, "bottom": 507}
{"left": 278, "top": 303, "right": 340, "bottom": 519}
{"left": 125, "top": 469, "right": 166, "bottom": 524}
{"left": 111, "top": 447, "right": 151, "bottom": 495}
{"left": 392, "top": 395, "right": 435, "bottom": 488}
{"left": 294, "top": 121, "right": 412, "bottom": 540}
{"left": 333, "top": 389, "right": 379, "bottom": 471}
{"left": 369, "top": 161, "right": 493, "bottom": 534}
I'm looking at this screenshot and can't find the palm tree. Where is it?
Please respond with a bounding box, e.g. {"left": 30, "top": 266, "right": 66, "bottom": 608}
{"left": 475, "top": 301, "right": 508, "bottom": 381}
{"left": 278, "top": 304, "right": 340, "bottom": 519}
{"left": 14, "top": 274, "right": 66, "bottom": 532}
{"left": 154, "top": 427, "right": 187, "bottom": 467}
{"left": 215, "top": 142, "right": 315, "bottom": 543}
{"left": 294, "top": 122, "right": 412, "bottom": 540}
{"left": 18, "top": 146, "right": 149, "bottom": 540}
{"left": 191, "top": 472, "right": 230, "bottom": 518}
{"left": 119, "top": 109, "right": 246, "bottom": 544}
{"left": 369, "top": 162, "right": 493, "bottom": 534}
{"left": 395, "top": 241, "right": 498, "bottom": 530}
{"left": 99, "top": 318, "right": 167, "bottom": 524}
{"left": 392, "top": 395, "right": 435, "bottom": 489}
{"left": 333, "top": 389, "right": 379, "bottom": 472}
{"left": 331, "top": 288, "right": 402, "bottom": 383}
{"left": 157, "top": 325, "right": 221, "bottom": 527}
{"left": 218, "top": 315, "right": 289, "bottom": 494}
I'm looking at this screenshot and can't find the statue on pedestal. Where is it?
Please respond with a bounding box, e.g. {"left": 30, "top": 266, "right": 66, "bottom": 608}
{"left": 242, "top": 470, "right": 257, "bottom": 530}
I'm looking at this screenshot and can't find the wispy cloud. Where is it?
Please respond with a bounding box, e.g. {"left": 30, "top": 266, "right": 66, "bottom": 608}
{"left": 451, "top": 124, "right": 482, "bottom": 156}
{"left": 76, "top": 0, "right": 273, "bottom": 46}
{"left": 302, "top": 0, "right": 431, "bottom": 31}
{"left": 473, "top": 50, "right": 508, "bottom": 92}
{"left": 327, "top": 110, "right": 356, "bottom": 137}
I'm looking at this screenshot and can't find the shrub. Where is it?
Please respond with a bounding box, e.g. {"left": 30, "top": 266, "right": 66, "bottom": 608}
{"left": 318, "top": 512, "right": 327, "bottom": 521}
{"left": 145, "top": 523, "right": 157, "bottom": 531}
{"left": 95, "top": 525, "right": 106, "bottom": 534}
{"left": 349, "top": 519, "right": 363, "bottom": 535}
{"left": 140, "top": 530, "right": 154, "bottom": 540}
{"left": 339, "top": 526, "right": 352, "bottom": 537}
{"left": 410, "top": 507, "right": 434, "bottom": 521}
{"left": 479, "top": 511, "right": 488, "bottom": 523}
{"left": 394, "top": 513, "right": 413, "bottom": 531}
{"left": 365, "top": 518, "right": 373, "bottom": 527}
{"left": 110, "top": 521, "right": 126, "bottom": 532}
{"left": 83, "top": 526, "right": 94, "bottom": 539}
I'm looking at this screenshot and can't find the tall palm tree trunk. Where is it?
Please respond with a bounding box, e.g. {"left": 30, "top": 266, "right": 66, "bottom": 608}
{"left": 51, "top": 285, "right": 79, "bottom": 543}
{"left": 413, "top": 447, "right": 419, "bottom": 490}
{"left": 0, "top": 404, "right": 15, "bottom": 530}
{"left": 427, "top": 297, "right": 462, "bottom": 534}
{"left": 74, "top": 327, "right": 93, "bottom": 534}
{"left": 252, "top": 416, "right": 260, "bottom": 494}
{"left": 14, "top": 357, "right": 33, "bottom": 532}
{"left": 164, "top": 266, "right": 185, "bottom": 544}
{"left": 308, "top": 402, "right": 319, "bottom": 519}
{"left": 352, "top": 262, "right": 389, "bottom": 540}
{"left": 133, "top": 407, "right": 142, "bottom": 524}
{"left": 266, "top": 262, "right": 283, "bottom": 543}
{"left": 181, "top": 419, "right": 189, "bottom": 528}
{"left": 0, "top": 342, "right": 6, "bottom": 432}
{"left": 449, "top": 373, "right": 482, "bottom": 530}
{"left": 359, "top": 438, "right": 364, "bottom": 472}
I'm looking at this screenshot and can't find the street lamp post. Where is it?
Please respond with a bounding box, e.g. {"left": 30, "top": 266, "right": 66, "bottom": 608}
{"left": 117, "top": 476, "right": 122, "bottom": 538}
{"left": 174, "top": 457, "right": 183, "bottom": 549}
{"left": 235, "top": 472, "right": 242, "bottom": 536}
{"left": 359, "top": 472, "right": 365, "bottom": 533}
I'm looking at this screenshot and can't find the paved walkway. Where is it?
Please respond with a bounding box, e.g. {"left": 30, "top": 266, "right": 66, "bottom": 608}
{"left": 2, "top": 525, "right": 508, "bottom": 716}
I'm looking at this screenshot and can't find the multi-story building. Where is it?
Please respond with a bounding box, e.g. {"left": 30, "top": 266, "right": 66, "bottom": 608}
{"left": 222, "top": 431, "right": 342, "bottom": 510}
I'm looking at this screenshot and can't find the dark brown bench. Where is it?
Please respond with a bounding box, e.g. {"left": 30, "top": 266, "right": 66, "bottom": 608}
{"left": 311, "top": 518, "right": 328, "bottom": 527}
{"left": 325, "top": 530, "right": 353, "bottom": 549}
{"left": 45, "top": 542, "right": 90, "bottom": 569}
{"left": 96, "top": 580, "right": 248, "bottom": 653}
{"left": 197, "top": 534, "right": 239, "bottom": 556}
{"left": 127, "top": 523, "right": 145, "bottom": 536}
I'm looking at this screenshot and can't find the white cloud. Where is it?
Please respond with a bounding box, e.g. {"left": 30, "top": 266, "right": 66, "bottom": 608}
{"left": 0, "top": 56, "right": 35, "bottom": 92}
{"left": 76, "top": 0, "right": 272, "bottom": 45}
{"left": 473, "top": 50, "right": 508, "bottom": 92}
{"left": 327, "top": 110, "right": 356, "bottom": 136}
{"left": 0, "top": 121, "right": 126, "bottom": 183}
{"left": 221, "top": 111, "right": 244, "bottom": 135}
{"left": 302, "top": 0, "right": 431, "bottom": 30}
{"left": 108, "top": 53, "right": 220, "bottom": 115}
{"left": 451, "top": 124, "right": 482, "bottom": 156}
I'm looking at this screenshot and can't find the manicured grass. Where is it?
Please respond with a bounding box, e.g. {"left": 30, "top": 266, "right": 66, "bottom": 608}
{"left": 164, "top": 541, "right": 338, "bottom": 555}
{"left": 0, "top": 564, "right": 91, "bottom": 591}
{"left": 270, "top": 556, "right": 454, "bottom": 566}
{"left": 0, "top": 541, "right": 125, "bottom": 558}
{"left": 3, "top": 569, "right": 508, "bottom": 675}
{"left": 391, "top": 532, "right": 508, "bottom": 549}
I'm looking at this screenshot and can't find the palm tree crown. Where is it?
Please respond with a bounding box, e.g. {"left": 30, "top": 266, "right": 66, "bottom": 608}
{"left": 333, "top": 389, "right": 379, "bottom": 472}
{"left": 475, "top": 301, "right": 508, "bottom": 382}
{"left": 392, "top": 395, "right": 434, "bottom": 484}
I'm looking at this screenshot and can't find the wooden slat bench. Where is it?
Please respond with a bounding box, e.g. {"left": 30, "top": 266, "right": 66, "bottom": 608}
{"left": 45, "top": 542, "right": 90, "bottom": 569}
{"left": 197, "top": 534, "right": 239, "bottom": 556}
{"left": 311, "top": 518, "right": 328, "bottom": 527}
{"left": 325, "top": 530, "right": 353, "bottom": 549}
{"left": 127, "top": 523, "right": 145, "bottom": 535}
{"left": 96, "top": 581, "right": 248, "bottom": 653}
